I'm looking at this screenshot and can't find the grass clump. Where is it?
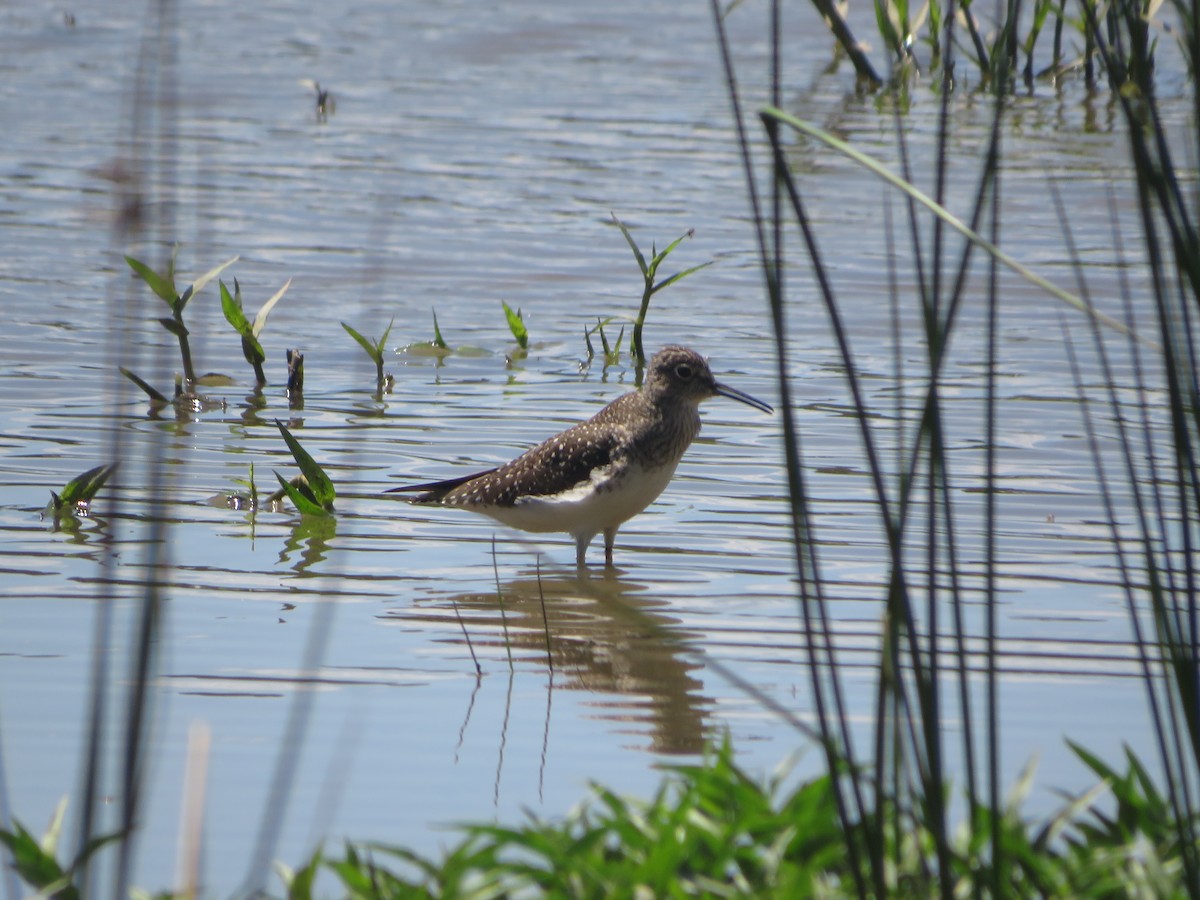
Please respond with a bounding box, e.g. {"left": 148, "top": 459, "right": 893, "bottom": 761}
{"left": 584, "top": 316, "right": 625, "bottom": 367}
{"left": 277, "top": 739, "right": 1197, "bottom": 898}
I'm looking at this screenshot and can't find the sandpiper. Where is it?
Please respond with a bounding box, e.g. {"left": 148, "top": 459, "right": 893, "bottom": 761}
{"left": 387, "top": 345, "right": 773, "bottom": 568}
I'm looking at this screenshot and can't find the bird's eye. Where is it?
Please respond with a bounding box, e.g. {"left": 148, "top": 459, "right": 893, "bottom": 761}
{"left": 675, "top": 364, "right": 693, "bottom": 380}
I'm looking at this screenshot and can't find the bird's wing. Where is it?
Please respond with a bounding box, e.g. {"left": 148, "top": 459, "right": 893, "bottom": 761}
{"left": 479, "top": 421, "right": 626, "bottom": 506}
{"left": 388, "top": 419, "right": 628, "bottom": 508}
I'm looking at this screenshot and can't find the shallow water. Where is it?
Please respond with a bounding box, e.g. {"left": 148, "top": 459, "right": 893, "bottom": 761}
{"left": 0, "top": 0, "right": 1194, "bottom": 893}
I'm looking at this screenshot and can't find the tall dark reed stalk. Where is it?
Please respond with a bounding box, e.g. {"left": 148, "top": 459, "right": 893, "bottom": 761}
{"left": 74, "top": 0, "right": 182, "bottom": 895}
{"left": 710, "top": 0, "right": 1200, "bottom": 891}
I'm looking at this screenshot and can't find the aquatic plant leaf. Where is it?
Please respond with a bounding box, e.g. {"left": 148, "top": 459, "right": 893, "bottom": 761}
{"left": 252, "top": 277, "right": 291, "bottom": 338}
{"left": 0, "top": 821, "right": 72, "bottom": 898}
{"left": 124, "top": 255, "right": 177, "bottom": 305}
{"left": 432, "top": 310, "right": 448, "bottom": 349}
{"left": 501, "top": 301, "right": 528, "bottom": 349}
{"left": 276, "top": 420, "right": 335, "bottom": 510}
{"left": 276, "top": 844, "right": 322, "bottom": 897}
{"left": 220, "top": 279, "right": 252, "bottom": 336}
{"left": 342, "top": 321, "right": 382, "bottom": 364}
{"left": 379, "top": 316, "right": 395, "bottom": 354}
{"left": 119, "top": 367, "right": 169, "bottom": 404}
{"left": 651, "top": 227, "right": 696, "bottom": 269}
{"left": 611, "top": 212, "right": 648, "bottom": 276}
{"left": 186, "top": 255, "right": 239, "bottom": 305}
{"left": 274, "top": 471, "right": 329, "bottom": 517}
{"left": 653, "top": 261, "right": 714, "bottom": 294}
{"left": 58, "top": 463, "right": 117, "bottom": 507}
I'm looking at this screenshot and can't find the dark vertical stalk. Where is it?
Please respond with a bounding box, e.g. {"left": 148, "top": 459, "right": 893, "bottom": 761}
{"left": 709, "top": 3, "right": 874, "bottom": 892}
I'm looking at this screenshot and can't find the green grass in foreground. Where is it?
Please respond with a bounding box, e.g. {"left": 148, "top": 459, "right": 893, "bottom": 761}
{"left": 270, "top": 739, "right": 1192, "bottom": 898}
{"left": 0, "top": 739, "right": 1191, "bottom": 897}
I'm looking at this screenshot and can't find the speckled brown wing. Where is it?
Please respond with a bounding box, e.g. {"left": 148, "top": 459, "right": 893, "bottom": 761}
{"left": 437, "top": 417, "right": 629, "bottom": 507}
{"left": 387, "top": 394, "right": 639, "bottom": 508}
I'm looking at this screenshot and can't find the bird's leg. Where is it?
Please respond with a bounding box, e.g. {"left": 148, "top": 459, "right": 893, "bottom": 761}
{"left": 604, "top": 527, "right": 617, "bottom": 568}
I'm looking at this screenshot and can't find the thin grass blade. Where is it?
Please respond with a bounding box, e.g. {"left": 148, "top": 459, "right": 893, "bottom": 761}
{"left": 118, "top": 367, "right": 169, "bottom": 404}
{"left": 611, "top": 212, "right": 648, "bottom": 276}
{"left": 760, "top": 107, "right": 1148, "bottom": 345}
{"left": 652, "top": 261, "right": 715, "bottom": 294}
{"left": 378, "top": 316, "right": 395, "bottom": 354}
{"left": 341, "top": 322, "right": 382, "bottom": 365}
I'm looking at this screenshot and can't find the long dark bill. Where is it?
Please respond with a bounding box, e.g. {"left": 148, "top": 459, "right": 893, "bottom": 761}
{"left": 715, "top": 381, "right": 773, "bottom": 414}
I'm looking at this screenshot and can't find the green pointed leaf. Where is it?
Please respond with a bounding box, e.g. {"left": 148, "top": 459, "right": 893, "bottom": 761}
{"left": 274, "top": 471, "right": 329, "bottom": 517}
{"left": 275, "top": 421, "right": 335, "bottom": 510}
{"left": 341, "top": 321, "right": 382, "bottom": 365}
{"left": 125, "top": 255, "right": 177, "bottom": 305}
{"left": 651, "top": 228, "right": 696, "bottom": 269}
{"left": 252, "top": 277, "right": 291, "bottom": 338}
{"left": 610, "top": 212, "right": 647, "bottom": 276}
{"left": 378, "top": 317, "right": 395, "bottom": 354}
{"left": 119, "top": 367, "right": 169, "bottom": 404}
{"left": 501, "top": 301, "right": 527, "bottom": 349}
{"left": 220, "top": 279, "right": 252, "bottom": 336}
{"left": 58, "top": 464, "right": 117, "bottom": 507}
{"left": 652, "top": 261, "right": 714, "bottom": 294}
{"left": 0, "top": 822, "right": 72, "bottom": 897}
{"left": 431, "top": 310, "right": 448, "bottom": 350}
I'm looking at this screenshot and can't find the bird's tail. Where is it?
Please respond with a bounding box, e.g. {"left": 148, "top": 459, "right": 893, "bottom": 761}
{"left": 384, "top": 468, "right": 499, "bottom": 502}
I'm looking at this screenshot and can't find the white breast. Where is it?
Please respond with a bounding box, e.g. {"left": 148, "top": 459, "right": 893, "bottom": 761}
{"left": 476, "top": 459, "right": 681, "bottom": 538}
